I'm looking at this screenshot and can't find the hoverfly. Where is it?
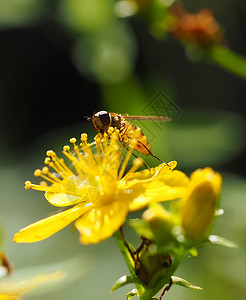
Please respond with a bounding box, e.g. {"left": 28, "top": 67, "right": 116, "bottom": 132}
{"left": 87, "top": 110, "right": 171, "bottom": 162}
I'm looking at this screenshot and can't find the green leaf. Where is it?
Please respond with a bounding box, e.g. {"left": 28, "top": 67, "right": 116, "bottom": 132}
{"left": 126, "top": 288, "right": 139, "bottom": 300}
{"left": 110, "top": 275, "right": 142, "bottom": 293}
{"left": 172, "top": 276, "right": 203, "bottom": 291}
{"left": 208, "top": 235, "right": 238, "bottom": 248}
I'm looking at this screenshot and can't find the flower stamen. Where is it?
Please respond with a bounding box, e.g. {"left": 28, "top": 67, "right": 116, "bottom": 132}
{"left": 128, "top": 157, "right": 144, "bottom": 173}
{"left": 47, "top": 150, "right": 74, "bottom": 178}
{"left": 118, "top": 139, "right": 136, "bottom": 180}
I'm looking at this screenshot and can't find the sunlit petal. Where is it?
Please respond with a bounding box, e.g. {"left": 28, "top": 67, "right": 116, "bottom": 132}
{"left": 122, "top": 161, "right": 177, "bottom": 182}
{"left": 13, "top": 204, "right": 91, "bottom": 243}
{"left": 75, "top": 201, "right": 128, "bottom": 244}
{"left": 45, "top": 192, "right": 84, "bottom": 207}
{"left": 122, "top": 170, "right": 189, "bottom": 211}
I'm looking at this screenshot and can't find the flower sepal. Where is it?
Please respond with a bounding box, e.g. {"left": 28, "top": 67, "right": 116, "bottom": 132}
{"left": 126, "top": 288, "right": 139, "bottom": 300}
{"left": 203, "top": 235, "right": 237, "bottom": 249}
{"left": 110, "top": 275, "right": 143, "bottom": 293}
{"left": 171, "top": 276, "right": 203, "bottom": 291}
{"left": 129, "top": 203, "right": 180, "bottom": 247}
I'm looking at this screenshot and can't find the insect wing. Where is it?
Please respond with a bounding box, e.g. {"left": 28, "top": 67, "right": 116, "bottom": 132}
{"left": 123, "top": 115, "right": 172, "bottom": 122}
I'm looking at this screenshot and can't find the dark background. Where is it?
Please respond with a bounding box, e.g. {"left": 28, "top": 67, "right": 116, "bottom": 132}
{"left": 0, "top": 0, "right": 245, "bottom": 175}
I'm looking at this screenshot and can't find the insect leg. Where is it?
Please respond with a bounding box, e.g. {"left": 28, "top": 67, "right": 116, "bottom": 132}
{"left": 155, "top": 277, "right": 173, "bottom": 300}
{"left": 135, "top": 140, "right": 169, "bottom": 165}
{"left": 131, "top": 150, "right": 150, "bottom": 170}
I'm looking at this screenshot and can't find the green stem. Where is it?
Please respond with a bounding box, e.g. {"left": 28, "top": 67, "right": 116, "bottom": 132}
{"left": 115, "top": 229, "right": 189, "bottom": 300}
{"left": 114, "top": 230, "right": 146, "bottom": 295}
{"left": 208, "top": 45, "right": 246, "bottom": 80}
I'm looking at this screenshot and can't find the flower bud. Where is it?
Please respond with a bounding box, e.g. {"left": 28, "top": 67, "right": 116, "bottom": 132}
{"left": 181, "top": 167, "right": 222, "bottom": 241}
{"left": 143, "top": 203, "right": 174, "bottom": 244}
{"left": 136, "top": 251, "right": 172, "bottom": 284}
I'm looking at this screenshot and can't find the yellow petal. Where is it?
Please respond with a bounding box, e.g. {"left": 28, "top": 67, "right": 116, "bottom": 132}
{"left": 45, "top": 192, "right": 84, "bottom": 207}
{"left": 155, "top": 161, "right": 177, "bottom": 176}
{"left": 0, "top": 294, "right": 17, "bottom": 300}
{"left": 123, "top": 170, "right": 189, "bottom": 211}
{"left": 13, "top": 204, "right": 91, "bottom": 243}
{"left": 45, "top": 176, "right": 95, "bottom": 207}
{"left": 158, "top": 170, "right": 189, "bottom": 186}
{"left": 75, "top": 201, "right": 129, "bottom": 244}
{"left": 122, "top": 161, "right": 177, "bottom": 182}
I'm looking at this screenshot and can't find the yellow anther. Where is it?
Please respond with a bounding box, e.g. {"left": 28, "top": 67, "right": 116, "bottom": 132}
{"left": 111, "top": 132, "right": 119, "bottom": 140}
{"left": 133, "top": 157, "right": 143, "bottom": 167}
{"left": 95, "top": 137, "right": 100, "bottom": 143}
{"left": 44, "top": 157, "right": 50, "bottom": 164}
{"left": 128, "top": 158, "right": 144, "bottom": 174}
{"left": 25, "top": 180, "right": 32, "bottom": 190}
{"left": 42, "top": 167, "right": 49, "bottom": 175}
{"left": 70, "top": 137, "right": 77, "bottom": 144}
{"left": 46, "top": 150, "right": 55, "bottom": 156}
{"left": 81, "top": 133, "right": 88, "bottom": 141}
{"left": 34, "top": 169, "right": 42, "bottom": 177}
{"left": 40, "top": 181, "right": 48, "bottom": 187}
{"left": 107, "top": 127, "right": 114, "bottom": 134}
{"left": 95, "top": 133, "right": 102, "bottom": 140}
{"left": 63, "top": 145, "right": 70, "bottom": 151}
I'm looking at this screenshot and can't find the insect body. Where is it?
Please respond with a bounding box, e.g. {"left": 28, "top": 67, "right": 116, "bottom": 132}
{"left": 89, "top": 110, "right": 171, "bottom": 157}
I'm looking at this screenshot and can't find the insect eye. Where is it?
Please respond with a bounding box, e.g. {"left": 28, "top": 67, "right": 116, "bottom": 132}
{"left": 98, "top": 111, "right": 111, "bottom": 127}
{"left": 93, "top": 110, "right": 111, "bottom": 131}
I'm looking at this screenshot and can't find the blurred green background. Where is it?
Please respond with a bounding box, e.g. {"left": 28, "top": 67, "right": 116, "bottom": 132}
{"left": 0, "top": 0, "right": 245, "bottom": 299}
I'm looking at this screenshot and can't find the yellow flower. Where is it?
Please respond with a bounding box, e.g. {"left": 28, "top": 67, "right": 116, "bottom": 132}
{"left": 14, "top": 130, "right": 189, "bottom": 245}
{"left": 180, "top": 167, "right": 222, "bottom": 240}
{"left": 0, "top": 253, "right": 64, "bottom": 300}
{"left": 0, "top": 272, "right": 64, "bottom": 300}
